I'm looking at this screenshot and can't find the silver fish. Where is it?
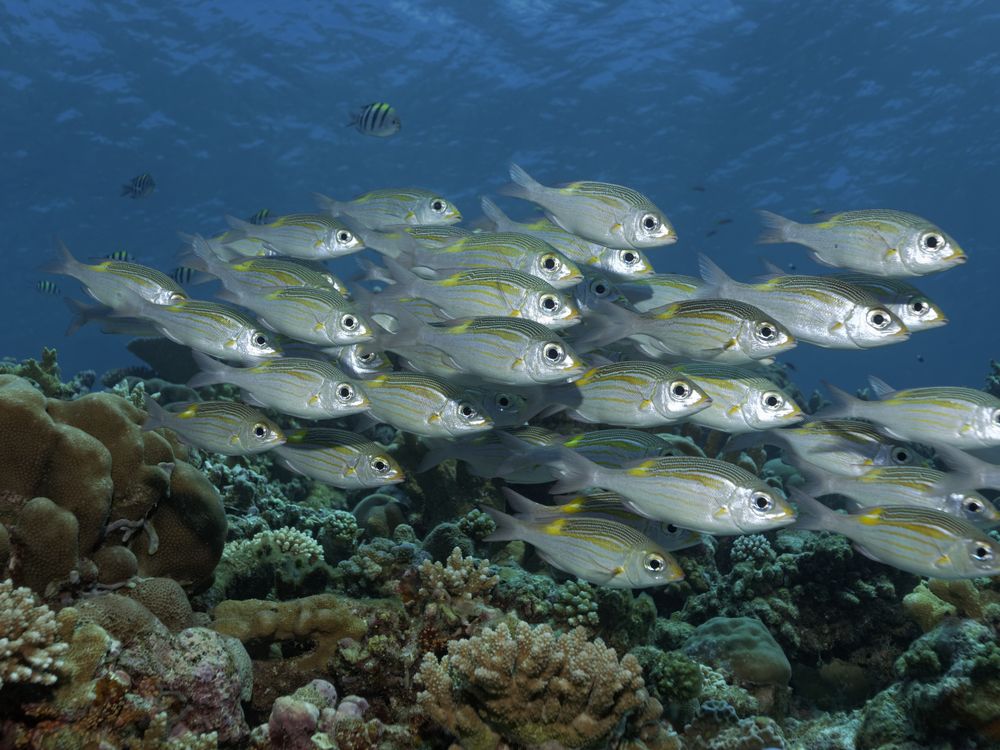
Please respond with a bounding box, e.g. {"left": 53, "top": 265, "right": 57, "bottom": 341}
{"left": 499, "top": 164, "right": 676, "bottom": 249}
{"left": 758, "top": 209, "right": 966, "bottom": 277}
{"left": 672, "top": 363, "right": 804, "bottom": 433}
{"left": 825, "top": 377, "right": 1000, "bottom": 450}
{"left": 792, "top": 490, "right": 1000, "bottom": 579}
{"left": 274, "top": 428, "right": 404, "bottom": 489}
{"left": 188, "top": 352, "right": 369, "bottom": 420}
{"left": 329, "top": 343, "right": 394, "bottom": 378}
{"left": 483, "top": 492, "right": 685, "bottom": 589}
{"left": 315, "top": 188, "right": 461, "bottom": 228}
{"left": 418, "top": 426, "right": 562, "bottom": 481}
{"left": 698, "top": 255, "right": 909, "bottom": 349}
{"left": 221, "top": 214, "right": 363, "bottom": 261}
{"left": 143, "top": 399, "right": 284, "bottom": 456}
{"left": 363, "top": 372, "right": 493, "bottom": 438}
{"left": 618, "top": 273, "right": 705, "bottom": 312}
{"left": 831, "top": 273, "right": 947, "bottom": 332}
{"left": 481, "top": 197, "right": 655, "bottom": 278}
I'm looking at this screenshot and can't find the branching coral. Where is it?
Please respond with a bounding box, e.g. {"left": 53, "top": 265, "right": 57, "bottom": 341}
{"left": 0, "top": 579, "right": 68, "bottom": 690}
{"left": 416, "top": 620, "right": 653, "bottom": 749}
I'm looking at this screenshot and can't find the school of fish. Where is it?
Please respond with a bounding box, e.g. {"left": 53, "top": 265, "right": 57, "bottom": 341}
{"left": 44, "top": 162, "right": 1000, "bottom": 588}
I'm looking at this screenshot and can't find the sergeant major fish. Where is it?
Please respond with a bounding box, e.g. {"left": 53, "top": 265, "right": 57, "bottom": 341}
{"left": 121, "top": 173, "right": 155, "bottom": 199}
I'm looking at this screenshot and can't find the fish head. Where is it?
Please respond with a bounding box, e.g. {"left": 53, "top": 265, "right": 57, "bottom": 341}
{"left": 736, "top": 316, "right": 797, "bottom": 359}
{"left": 324, "top": 224, "right": 364, "bottom": 255}
{"left": 357, "top": 450, "right": 406, "bottom": 486}
{"left": 729, "top": 485, "right": 797, "bottom": 532}
{"left": 602, "top": 246, "right": 654, "bottom": 277}
{"left": 744, "top": 387, "right": 805, "bottom": 429}
{"left": 441, "top": 397, "right": 493, "bottom": 436}
{"left": 843, "top": 304, "right": 909, "bottom": 348}
{"left": 653, "top": 375, "right": 712, "bottom": 419}
{"left": 899, "top": 225, "right": 966, "bottom": 274}
{"left": 150, "top": 288, "right": 188, "bottom": 305}
{"left": 334, "top": 344, "right": 393, "bottom": 377}
{"left": 318, "top": 378, "right": 370, "bottom": 414}
{"left": 945, "top": 535, "right": 1000, "bottom": 578}
{"left": 624, "top": 546, "right": 684, "bottom": 588}
{"left": 871, "top": 440, "right": 917, "bottom": 468}
{"left": 415, "top": 196, "right": 462, "bottom": 225}
{"left": 530, "top": 289, "right": 581, "bottom": 329}
{"left": 237, "top": 326, "right": 283, "bottom": 361}
{"left": 894, "top": 294, "right": 947, "bottom": 332}
{"left": 574, "top": 275, "right": 630, "bottom": 313}
{"left": 238, "top": 416, "right": 286, "bottom": 453}
{"left": 942, "top": 491, "right": 1000, "bottom": 528}
{"left": 624, "top": 207, "right": 677, "bottom": 248}
{"left": 330, "top": 310, "right": 375, "bottom": 345}
{"left": 530, "top": 250, "right": 583, "bottom": 290}
{"left": 970, "top": 402, "right": 1000, "bottom": 446}
{"left": 470, "top": 387, "right": 539, "bottom": 428}
{"left": 523, "top": 339, "right": 588, "bottom": 384}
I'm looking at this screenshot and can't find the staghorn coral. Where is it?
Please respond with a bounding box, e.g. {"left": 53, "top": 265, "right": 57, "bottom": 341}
{"left": 0, "top": 579, "right": 68, "bottom": 690}
{"left": 416, "top": 619, "right": 654, "bottom": 750}
{"left": 0, "top": 348, "right": 94, "bottom": 399}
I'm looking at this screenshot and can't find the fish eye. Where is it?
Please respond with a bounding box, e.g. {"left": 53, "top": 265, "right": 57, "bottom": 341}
{"left": 751, "top": 493, "right": 774, "bottom": 512}
{"left": 591, "top": 280, "right": 609, "bottom": 296}
{"left": 370, "top": 457, "right": 390, "bottom": 473}
{"left": 641, "top": 213, "right": 660, "bottom": 231}
{"left": 323, "top": 274, "right": 337, "bottom": 285}
{"left": 892, "top": 448, "right": 910, "bottom": 464}
{"left": 666, "top": 523, "right": 678, "bottom": 533}
{"left": 621, "top": 250, "right": 638, "bottom": 265}
{"left": 459, "top": 403, "right": 477, "bottom": 419}
{"left": 963, "top": 497, "right": 983, "bottom": 514}
{"left": 252, "top": 423, "right": 267, "bottom": 438}
{"left": 920, "top": 232, "right": 944, "bottom": 252}
{"left": 762, "top": 392, "right": 783, "bottom": 410}
{"left": 644, "top": 553, "right": 666, "bottom": 572}
{"left": 253, "top": 332, "right": 268, "bottom": 347}
{"left": 540, "top": 295, "right": 559, "bottom": 312}
{"left": 756, "top": 323, "right": 776, "bottom": 341}
{"left": 342, "top": 314, "right": 358, "bottom": 330}
{"left": 541, "top": 255, "right": 558, "bottom": 271}
{"left": 337, "top": 384, "right": 354, "bottom": 400}
{"left": 336, "top": 230, "right": 353, "bottom": 244}
{"left": 867, "top": 308, "right": 891, "bottom": 329}
{"left": 543, "top": 343, "right": 565, "bottom": 362}
{"left": 993, "top": 409, "right": 1000, "bottom": 426}
{"left": 909, "top": 299, "right": 928, "bottom": 315}
{"left": 496, "top": 394, "right": 512, "bottom": 408}
{"left": 358, "top": 350, "right": 375, "bottom": 362}
{"left": 168, "top": 291, "right": 186, "bottom": 301}
{"left": 431, "top": 199, "right": 446, "bottom": 213}
{"left": 971, "top": 544, "right": 993, "bottom": 562}
{"left": 670, "top": 380, "right": 692, "bottom": 399}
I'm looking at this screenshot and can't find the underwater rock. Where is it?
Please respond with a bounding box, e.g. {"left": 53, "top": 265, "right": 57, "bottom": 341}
{"left": 417, "top": 619, "right": 655, "bottom": 749}
{"left": 126, "top": 337, "right": 201, "bottom": 385}
{"left": 680, "top": 699, "right": 787, "bottom": 749}
{"left": 684, "top": 616, "right": 792, "bottom": 688}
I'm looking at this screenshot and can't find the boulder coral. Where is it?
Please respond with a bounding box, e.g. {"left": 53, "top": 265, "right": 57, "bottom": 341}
{"left": 0, "top": 375, "right": 226, "bottom": 595}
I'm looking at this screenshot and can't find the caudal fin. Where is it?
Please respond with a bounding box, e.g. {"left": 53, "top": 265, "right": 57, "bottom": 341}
{"left": 501, "top": 487, "right": 553, "bottom": 517}
{"left": 756, "top": 210, "right": 798, "bottom": 244}
{"left": 41, "top": 238, "right": 85, "bottom": 278}
{"left": 818, "top": 381, "right": 864, "bottom": 419}
{"left": 187, "top": 350, "right": 236, "bottom": 389}
{"left": 63, "top": 298, "right": 109, "bottom": 336}
{"left": 480, "top": 504, "right": 527, "bottom": 543}
{"left": 789, "top": 488, "right": 842, "bottom": 532}
{"left": 313, "top": 192, "right": 342, "bottom": 216}
{"left": 497, "top": 163, "right": 544, "bottom": 202}
{"left": 480, "top": 196, "right": 516, "bottom": 230}
{"left": 696, "top": 254, "right": 737, "bottom": 298}
{"left": 570, "top": 301, "right": 639, "bottom": 352}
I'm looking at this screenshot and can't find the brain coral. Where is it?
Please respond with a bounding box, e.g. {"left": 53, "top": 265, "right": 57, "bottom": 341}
{"left": 0, "top": 375, "right": 225, "bottom": 595}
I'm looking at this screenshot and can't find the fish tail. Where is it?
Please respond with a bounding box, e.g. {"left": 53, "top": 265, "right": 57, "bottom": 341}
{"left": 480, "top": 196, "right": 515, "bottom": 230}
{"left": 756, "top": 210, "right": 798, "bottom": 244}
{"left": 223, "top": 214, "right": 256, "bottom": 240}
{"left": 867, "top": 376, "right": 896, "bottom": 399}
{"left": 789, "top": 488, "right": 840, "bottom": 532}
{"left": 724, "top": 430, "right": 784, "bottom": 454}
{"left": 571, "top": 301, "right": 638, "bottom": 351}
{"left": 355, "top": 257, "right": 395, "bottom": 286}
{"left": 42, "top": 238, "right": 85, "bottom": 278}
{"left": 498, "top": 163, "right": 543, "bottom": 201}
{"left": 142, "top": 397, "right": 170, "bottom": 433}
{"left": 819, "top": 380, "right": 862, "bottom": 419}
{"left": 339, "top": 215, "right": 409, "bottom": 260}
{"left": 416, "top": 439, "right": 457, "bottom": 473}
{"left": 695, "top": 254, "right": 736, "bottom": 297}
{"left": 480, "top": 503, "right": 525, "bottom": 543}
{"left": 798, "top": 465, "right": 836, "bottom": 498}
{"left": 63, "top": 297, "right": 106, "bottom": 336}
{"left": 543, "top": 447, "right": 600, "bottom": 495}
{"left": 501, "top": 487, "right": 551, "bottom": 516}
{"left": 187, "top": 351, "right": 233, "bottom": 389}
{"left": 313, "top": 192, "right": 342, "bottom": 216}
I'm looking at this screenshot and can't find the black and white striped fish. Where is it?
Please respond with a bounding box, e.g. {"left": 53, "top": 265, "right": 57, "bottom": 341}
{"left": 121, "top": 173, "right": 155, "bottom": 198}
{"left": 348, "top": 102, "right": 400, "bottom": 137}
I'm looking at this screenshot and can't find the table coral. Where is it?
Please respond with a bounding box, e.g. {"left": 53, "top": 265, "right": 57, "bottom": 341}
{"left": 416, "top": 619, "right": 653, "bottom": 749}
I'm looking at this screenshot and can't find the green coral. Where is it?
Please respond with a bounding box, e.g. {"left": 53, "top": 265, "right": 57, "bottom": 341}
{"left": 457, "top": 508, "right": 496, "bottom": 542}
{"left": 631, "top": 646, "right": 703, "bottom": 705}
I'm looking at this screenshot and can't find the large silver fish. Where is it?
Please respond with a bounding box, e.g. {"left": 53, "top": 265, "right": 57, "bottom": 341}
{"left": 144, "top": 399, "right": 284, "bottom": 456}
{"left": 673, "top": 363, "right": 804, "bottom": 433}
{"left": 315, "top": 188, "right": 461, "bottom": 228}
{"left": 273, "top": 428, "right": 404, "bottom": 489}
{"left": 618, "top": 273, "right": 705, "bottom": 311}
{"left": 221, "top": 214, "right": 364, "bottom": 260}
{"left": 499, "top": 164, "right": 676, "bottom": 249}
{"left": 792, "top": 490, "right": 1000, "bottom": 579}
{"left": 363, "top": 372, "right": 493, "bottom": 438}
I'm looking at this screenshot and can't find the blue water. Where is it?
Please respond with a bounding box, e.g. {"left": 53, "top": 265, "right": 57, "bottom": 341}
{"left": 3, "top": 0, "right": 998, "bottom": 396}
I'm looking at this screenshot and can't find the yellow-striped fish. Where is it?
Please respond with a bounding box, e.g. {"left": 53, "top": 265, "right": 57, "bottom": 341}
{"left": 499, "top": 164, "right": 676, "bottom": 249}
{"left": 188, "top": 351, "right": 369, "bottom": 420}
{"left": 618, "top": 273, "right": 705, "bottom": 311}
{"left": 417, "top": 426, "right": 563, "bottom": 480}
{"left": 575, "top": 299, "right": 796, "bottom": 365}
{"left": 825, "top": 377, "right": 1000, "bottom": 449}
{"left": 217, "top": 285, "right": 372, "bottom": 346}
{"left": 553, "top": 360, "right": 710, "bottom": 427}
{"left": 793, "top": 490, "right": 1000, "bottom": 579}
{"left": 144, "top": 399, "right": 284, "bottom": 456}
{"left": 380, "top": 314, "right": 587, "bottom": 386}
{"left": 44, "top": 240, "right": 186, "bottom": 308}
{"left": 364, "top": 372, "right": 492, "bottom": 438}
{"left": 273, "top": 428, "right": 403, "bottom": 489}
{"left": 698, "top": 255, "right": 909, "bottom": 349}
{"left": 573, "top": 272, "right": 634, "bottom": 315}
{"left": 483, "top": 489, "right": 685, "bottom": 588}
{"left": 803, "top": 465, "right": 1000, "bottom": 527}
{"left": 348, "top": 102, "right": 401, "bottom": 137}
{"left": 328, "top": 344, "right": 393, "bottom": 378}
{"left": 481, "top": 197, "right": 655, "bottom": 278}
{"left": 509, "top": 441, "right": 794, "bottom": 534}
{"left": 727, "top": 419, "right": 917, "bottom": 476}
{"left": 370, "top": 258, "right": 580, "bottom": 329}
{"left": 121, "top": 172, "right": 154, "bottom": 198}
{"left": 221, "top": 213, "right": 363, "bottom": 260}
{"left": 315, "top": 188, "right": 460, "bottom": 228}
{"left": 673, "top": 363, "right": 804, "bottom": 433}
{"left": 757, "top": 209, "right": 965, "bottom": 277}
{"left": 831, "top": 273, "right": 947, "bottom": 332}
